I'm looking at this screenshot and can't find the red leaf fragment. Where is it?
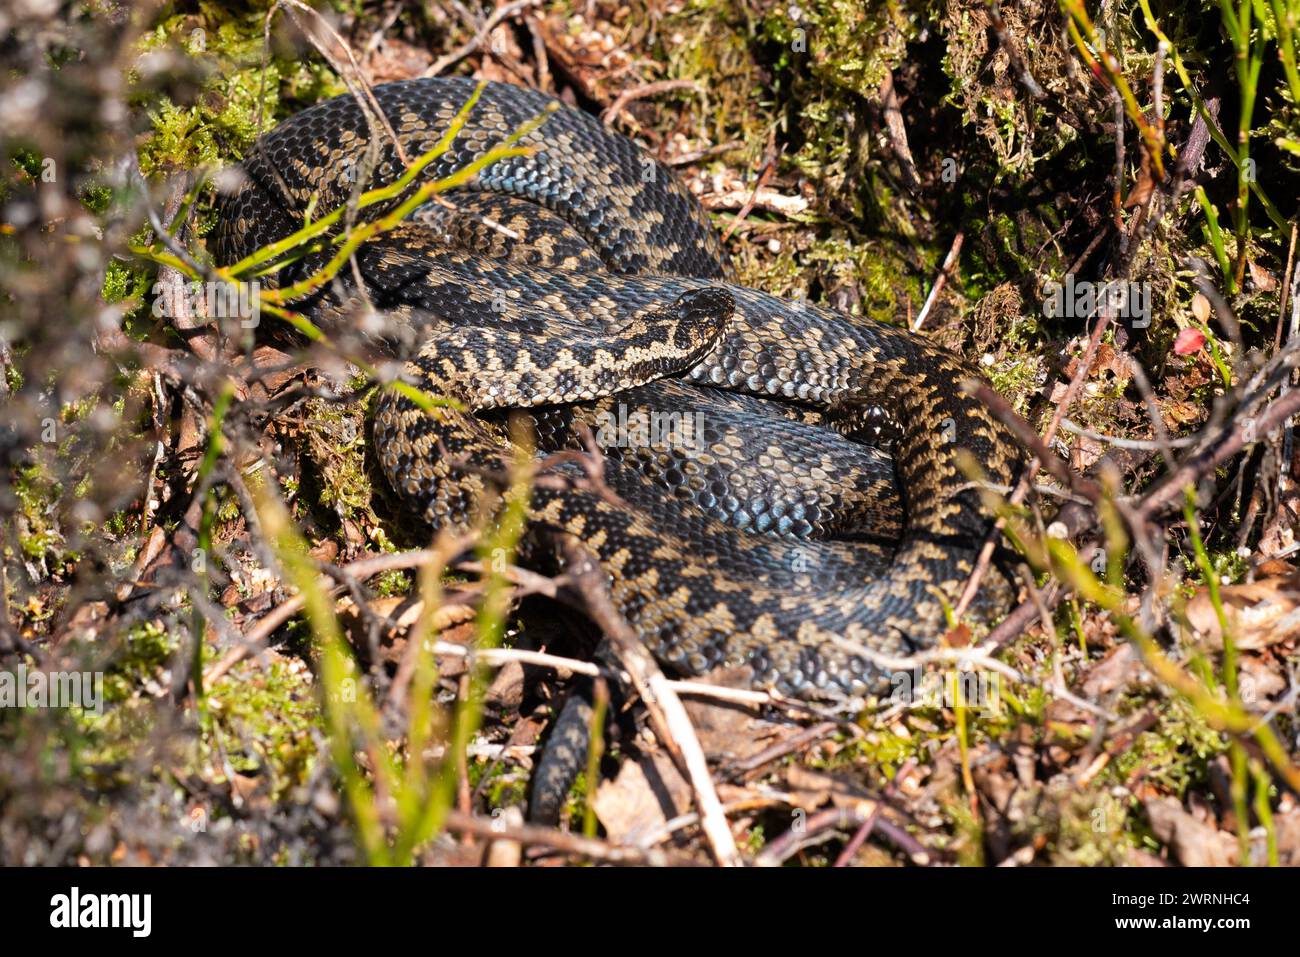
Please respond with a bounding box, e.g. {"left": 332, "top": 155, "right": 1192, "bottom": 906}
{"left": 1173, "top": 327, "right": 1206, "bottom": 355}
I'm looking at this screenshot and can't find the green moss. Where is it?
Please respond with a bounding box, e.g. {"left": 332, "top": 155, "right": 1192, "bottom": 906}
{"left": 135, "top": 6, "right": 343, "bottom": 175}
{"left": 810, "top": 238, "right": 925, "bottom": 326}
{"left": 75, "top": 186, "right": 112, "bottom": 219}
{"left": 1110, "top": 697, "right": 1227, "bottom": 797}
{"left": 741, "top": 822, "right": 766, "bottom": 856}
{"left": 985, "top": 354, "right": 1045, "bottom": 414}
{"left": 207, "top": 654, "right": 321, "bottom": 801}
{"left": 661, "top": 1, "right": 941, "bottom": 324}
{"left": 370, "top": 569, "right": 410, "bottom": 598}
{"left": 1186, "top": 546, "right": 1249, "bottom": 588}
{"left": 300, "top": 396, "right": 393, "bottom": 548}
{"left": 941, "top": 0, "right": 1115, "bottom": 179}
{"left": 758, "top": 1, "right": 910, "bottom": 95}
{"left": 1007, "top": 783, "right": 1136, "bottom": 866}
{"left": 13, "top": 461, "right": 65, "bottom": 565}
{"left": 62, "top": 621, "right": 323, "bottom": 804}
{"left": 664, "top": 1, "right": 773, "bottom": 150}
{"left": 101, "top": 621, "right": 180, "bottom": 703}
{"left": 472, "top": 757, "right": 529, "bottom": 813}
{"left": 8, "top": 148, "right": 45, "bottom": 182}
{"left": 848, "top": 672, "right": 1042, "bottom": 779}
{"left": 944, "top": 792, "right": 985, "bottom": 866}
{"left": 101, "top": 259, "right": 152, "bottom": 307}
{"left": 43, "top": 622, "right": 185, "bottom": 781}
{"left": 850, "top": 724, "right": 927, "bottom": 775}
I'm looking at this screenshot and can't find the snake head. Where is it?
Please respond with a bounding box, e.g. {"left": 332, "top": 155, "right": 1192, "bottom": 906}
{"left": 668, "top": 287, "right": 733, "bottom": 357}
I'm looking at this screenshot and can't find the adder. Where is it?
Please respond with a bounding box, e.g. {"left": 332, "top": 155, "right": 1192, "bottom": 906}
{"left": 213, "top": 77, "right": 1023, "bottom": 702}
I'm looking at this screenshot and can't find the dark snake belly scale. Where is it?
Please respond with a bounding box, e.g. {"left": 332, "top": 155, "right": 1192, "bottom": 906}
{"left": 214, "top": 77, "right": 1023, "bottom": 701}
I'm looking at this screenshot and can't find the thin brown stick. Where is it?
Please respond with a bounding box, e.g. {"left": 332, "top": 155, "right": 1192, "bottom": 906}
{"left": 442, "top": 809, "right": 690, "bottom": 865}
{"left": 832, "top": 756, "right": 917, "bottom": 867}
{"left": 720, "top": 146, "right": 777, "bottom": 245}
{"left": 755, "top": 805, "right": 875, "bottom": 866}
{"left": 561, "top": 541, "right": 743, "bottom": 867}
{"left": 756, "top": 803, "right": 933, "bottom": 867}
{"left": 1277, "top": 221, "right": 1299, "bottom": 353}
{"left": 601, "top": 79, "right": 701, "bottom": 126}
{"left": 1136, "top": 387, "right": 1300, "bottom": 521}
{"left": 1059, "top": 417, "right": 1195, "bottom": 451}
{"left": 832, "top": 806, "right": 881, "bottom": 867}
{"left": 724, "top": 721, "right": 841, "bottom": 779}
{"left": 265, "top": 0, "right": 409, "bottom": 167}
{"left": 425, "top": 0, "right": 540, "bottom": 78}
{"left": 912, "top": 230, "right": 964, "bottom": 331}
{"left": 665, "top": 140, "right": 745, "bottom": 167}
{"left": 525, "top": 16, "right": 550, "bottom": 93}
{"left": 965, "top": 383, "right": 1103, "bottom": 502}
{"left": 202, "top": 545, "right": 473, "bottom": 684}
{"left": 878, "top": 70, "right": 921, "bottom": 193}
{"left": 988, "top": 0, "right": 1046, "bottom": 98}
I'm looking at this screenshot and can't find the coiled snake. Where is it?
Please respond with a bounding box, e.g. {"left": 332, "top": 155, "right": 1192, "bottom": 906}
{"left": 215, "top": 78, "right": 1023, "bottom": 702}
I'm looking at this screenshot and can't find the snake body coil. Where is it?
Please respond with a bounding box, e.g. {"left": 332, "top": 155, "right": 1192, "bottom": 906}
{"left": 215, "top": 78, "right": 1023, "bottom": 701}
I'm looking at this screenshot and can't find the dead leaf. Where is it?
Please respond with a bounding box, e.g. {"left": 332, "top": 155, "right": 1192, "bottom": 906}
{"left": 1144, "top": 797, "right": 1238, "bottom": 866}
{"left": 361, "top": 35, "right": 435, "bottom": 85}
{"left": 1124, "top": 847, "right": 1170, "bottom": 866}
{"left": 308, "top": 539, "right": 338, "bottom": 564}
{"left": 484, "top": 660, "right": 526, "bottom": 710}
{"left": 1247, "top": 260, "right": 1278, "bottom": 292}
{"left": 784, "top": 766, "right": 877, "bottom": 814}
{"left": 1256, "top": 558, "right": 1298, "bottom": 578}
{"left": 1160, "top": 397, "right": 1204, "bottom": 427}
{"left": 1069, "top": 430, "right": 1106, "bottom": 474}
{"left": 1123, "top": 166, "right": 1156, "bottom": 209}
{"left": 1274, "top": 804, "right": 1300, "bottom": 866}
{"left": 592, "top": 750, "right": 691, "bottom": 846}
{"left": 943, "top": 623, "right": 973, "bottom": 648}
{"left": 1190, "top": 292, "right": 1211, "bottom": 324}
{"left": 1238, "top": 656, "right": 1286, "bottom": 703}
{"left": 336, "top": 595, "right": 477, "bottom": 668}
{"left": 1081, "top": 643, "right": 1146, "bottom": 697}
{"left": 684, "top": 667, "right": 788, "bottom": 762}
{"left": 1182, "top": 575, "right": 1300, "bottom": 650}
{"left": 1092, "top": 342, "right": 1134, "bottom": 384}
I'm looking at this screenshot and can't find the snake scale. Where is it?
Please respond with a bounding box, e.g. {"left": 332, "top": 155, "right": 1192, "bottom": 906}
{"left": 214, "top": 77, "right": 1023, "bottom": 702}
